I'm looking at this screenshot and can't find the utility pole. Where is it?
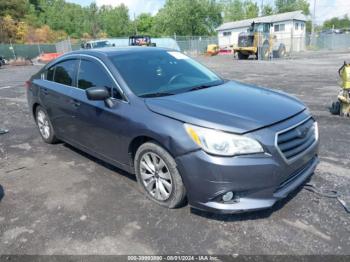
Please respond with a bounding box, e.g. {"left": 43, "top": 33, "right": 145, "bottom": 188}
{"left": 260, "top": 0, "right": 264, "bottom": 16}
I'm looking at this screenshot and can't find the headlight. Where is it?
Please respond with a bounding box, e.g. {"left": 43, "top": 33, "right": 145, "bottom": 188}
{"left": 184, "top": 124, "right": 264, "bottom": 156}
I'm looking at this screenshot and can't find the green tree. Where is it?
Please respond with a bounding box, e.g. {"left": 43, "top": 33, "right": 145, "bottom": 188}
{"left": 323, "top": 15, "right": 350, "bottom": 30}
{"left": 262, "top": 4, "right": 274, "bottom": 16}
{"left": 134, "top": 13, "right": 154, "bottom": 35}
{"left": 274, "top": 0, "right": 310, "bottom": 15}
{"left": 243, "top": 0, "right": 259, "bottom": 19}
{"left": 37, "top": 0, "right": 88, "bottom": 38}
{"left": 99, "top": 4, "right": 131, "bottom": 37}
{"left": 0, "top": 0, "right": 29, "bottom": 20}
{"left": 223, "top": 0, "right": 260, "bottom": 22}
{"left": 223, "top": 0, "right": 244, "bottom": 22}
{"left": 153, "top": 0, "right": 222, "bottom": 36}
{"left": 86, "top": 3, "right": 101, "bottom": 38}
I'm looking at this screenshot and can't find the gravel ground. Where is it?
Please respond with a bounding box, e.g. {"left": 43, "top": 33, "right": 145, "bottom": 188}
{"left": 0, "top": 51, "right": 349, "bottom": 255}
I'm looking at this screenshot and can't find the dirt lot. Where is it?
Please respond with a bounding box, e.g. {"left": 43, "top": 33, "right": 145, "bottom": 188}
{"left": 0, "top": 51, "right": 349, "bottom": 255}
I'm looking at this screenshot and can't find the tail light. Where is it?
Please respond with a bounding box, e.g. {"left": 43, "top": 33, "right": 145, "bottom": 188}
{"left": 25, "top": 80, "right": 31, "bottom": 89}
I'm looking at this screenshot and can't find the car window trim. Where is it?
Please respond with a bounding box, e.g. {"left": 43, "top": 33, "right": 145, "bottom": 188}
{"left": 56, "top": 54, "right": 128, "bottom": 103}
{"left": 77, "top": 57, "right": 124, "bottom": 101}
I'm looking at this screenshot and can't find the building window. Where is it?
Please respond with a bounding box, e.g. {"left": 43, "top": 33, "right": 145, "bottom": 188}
{"left": 274, "top": 24, "right": 285, "bottom": 32}
{"left": 223, "top": 31, "right": 231, "bottom": 36}
{"left": 301, "top": 23, "right": 305, "bottom": 31}
{"left": 295, "top": 23, "right": 299, "bottom": 30}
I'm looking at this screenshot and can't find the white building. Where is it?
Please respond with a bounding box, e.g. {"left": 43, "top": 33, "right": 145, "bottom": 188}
{"left": 216, "top": 10, "right": 308, "bottom": 52}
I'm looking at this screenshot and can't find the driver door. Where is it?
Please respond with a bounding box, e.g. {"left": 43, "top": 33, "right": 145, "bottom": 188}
{"left": 67, "top": 58, "right": 127, "bottom": 163}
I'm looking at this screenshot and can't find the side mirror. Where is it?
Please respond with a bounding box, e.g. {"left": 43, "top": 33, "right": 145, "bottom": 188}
{"left": 86, "top": 86, "right": 110, "bottom": 101}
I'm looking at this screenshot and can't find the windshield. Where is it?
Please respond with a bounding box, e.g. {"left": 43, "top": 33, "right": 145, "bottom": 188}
{"left": 110, "top": 50, "right": 223, "bottom": 97}
{"left": 93, "top": 41, "right": 110, "bottom": 48}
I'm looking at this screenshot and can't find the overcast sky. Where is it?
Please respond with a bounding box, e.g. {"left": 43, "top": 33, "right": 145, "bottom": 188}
{"left": 68, "top": 0, "right": 350, "bottom": 24}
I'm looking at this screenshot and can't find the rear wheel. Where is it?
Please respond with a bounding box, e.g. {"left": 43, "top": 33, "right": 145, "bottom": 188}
{"left": 134, "top": 142, "right": 186, "bottom": 208}
{"left": 35, "top": 106, "right": 58, "bottom": 144}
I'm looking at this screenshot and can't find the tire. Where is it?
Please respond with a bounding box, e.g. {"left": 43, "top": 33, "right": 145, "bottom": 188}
{"left": 237, "top": 52, "right": 249, "bottom": 60}
{"left": 330, "top": 101, "right": 341, "bottom": 115}
{"left": 276, "top": 44, "right": 286, "bottom": 58}
{"left": 260, "top": 44, "right": 270, "bottom": 60}
{"left": 35, "top": 105, "right": 58, "bottom": 144}
{"left": 134, "top": 142, "right": 186, "bottom": 209}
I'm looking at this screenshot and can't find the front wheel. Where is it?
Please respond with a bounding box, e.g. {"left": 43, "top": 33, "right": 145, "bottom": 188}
{"left": 276, "top": 44, "right": 286, "bottom": 58}
{"left": 134, "top": 142, "right": 186, "bottom": 208}
{"left": 260, "top": 44, "right": 270, "bottom": 60}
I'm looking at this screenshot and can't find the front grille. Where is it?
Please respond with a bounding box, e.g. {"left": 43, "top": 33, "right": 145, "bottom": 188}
{"left": 277, "top": 118, "right": 317, "bottom": 161}
{"left": 276, "top": 157, "right": 315, "bottom": 192}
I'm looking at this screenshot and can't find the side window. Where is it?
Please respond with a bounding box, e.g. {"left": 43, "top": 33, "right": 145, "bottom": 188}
{"left": 295, "top": 23, "right": 299, "bottom": 30}
{"left": 274, "top": 24, "right": 285, "bottom": 32}
{"left": 78, "top": 59, "right": 122, "bottom": 99}
{"left": 54, "top": 60, "right": 78, "bottom": 86}
{"left": 46, "top": 67, "right": 55, "bottom": 81}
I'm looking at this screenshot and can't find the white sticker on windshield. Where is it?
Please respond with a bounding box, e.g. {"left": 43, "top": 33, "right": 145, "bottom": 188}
{"left": 167, "top": 51, "right": 190, "bottom": 60}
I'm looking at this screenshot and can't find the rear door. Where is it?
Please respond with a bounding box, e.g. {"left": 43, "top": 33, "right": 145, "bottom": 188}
{"left": 67, "top": 57, "right": 128, "bottom": 163}
{"left": 36, "top": 59, "right": 79, "bottom": 139}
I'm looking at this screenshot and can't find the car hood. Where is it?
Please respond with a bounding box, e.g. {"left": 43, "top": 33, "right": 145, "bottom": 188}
{"left": 145, "top": 81, "right": 306, "bottom": 134}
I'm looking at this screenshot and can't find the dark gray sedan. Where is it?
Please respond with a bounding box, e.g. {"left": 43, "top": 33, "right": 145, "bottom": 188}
{"left": 26, "top": 47, "right": 319, "bottom": 213}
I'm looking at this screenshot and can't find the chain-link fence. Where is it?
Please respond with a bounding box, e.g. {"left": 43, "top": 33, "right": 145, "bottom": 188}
{"left": 0, "top": 44, "right": 56, "bottom": 60}
{"left": 174, "top": 36, "right": 218, "bottom": 56}
{"left": 0, "top": 36, "right": 219, "bottom": 60}
{"left": 307, "top": 33, "right": 350, "bottom": 51}
{"left": 0, "top": 32, "right": 349, "bottom": 61}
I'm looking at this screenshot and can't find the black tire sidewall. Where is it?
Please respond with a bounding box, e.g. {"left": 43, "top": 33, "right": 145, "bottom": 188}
{"left": 261, "top": 45, "right": 270, "bottom": 60}
{"left": 35, "top": 106, "right": 57, "bottom": 144}
{"left": 134, "top": 142, "right": 186, "bottom": 209}
{"left": 278, "top": 46, "right": 286, "bottom": 58}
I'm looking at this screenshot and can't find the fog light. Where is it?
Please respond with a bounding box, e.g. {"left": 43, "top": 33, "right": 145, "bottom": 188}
{"left": 222, "top": 191, "right": 234, "bottom": 202}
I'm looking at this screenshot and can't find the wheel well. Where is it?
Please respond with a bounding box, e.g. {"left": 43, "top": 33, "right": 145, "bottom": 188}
{"left": 128, "top": 136, "right": 154, "bottom": 166}
{"left": 32, "top": 103, "right": 40, "bottom": 119}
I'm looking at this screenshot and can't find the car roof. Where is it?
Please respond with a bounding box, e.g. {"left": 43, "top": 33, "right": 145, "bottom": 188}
{"left": 45, "top": 47, "right": 177, "bottom": 69}
{"left": 68, "top": 47, "right": 173, "bottom": 58}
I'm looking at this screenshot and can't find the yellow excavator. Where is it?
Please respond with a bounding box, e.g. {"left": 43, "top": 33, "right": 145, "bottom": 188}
{"left": 234, "top": 22, "right": 286, "bottom": 60}
{"left": 330, "top": 62, "right": 350, "bottom": 116}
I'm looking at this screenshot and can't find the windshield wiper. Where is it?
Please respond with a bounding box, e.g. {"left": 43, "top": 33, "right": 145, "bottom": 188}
{"left": 188, "top": 81, "right": 224, "bottom": 92}
{"left": 139, "top": 92, "right": 175, "bottom": 98}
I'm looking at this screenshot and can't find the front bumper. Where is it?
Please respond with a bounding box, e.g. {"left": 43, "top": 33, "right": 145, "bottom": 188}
{"left": 175, "top": 114, "right": 319, "bottom": 214}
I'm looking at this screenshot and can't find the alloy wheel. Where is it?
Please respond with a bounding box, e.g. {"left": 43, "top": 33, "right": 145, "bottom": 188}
{"left": 37, "top": 110, "right": 50, "bottom": 140}
{"left": 140, "top": 152, "right": 173, "bottom": 201}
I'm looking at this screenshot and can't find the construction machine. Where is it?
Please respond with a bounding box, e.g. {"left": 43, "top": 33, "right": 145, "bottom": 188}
{"left": 129, "top": 35, "right": 156, "bottom": 47}
{"left": 234, "top": 22, "right": 286, "bottom": 60}
{"left": 330, "top": 62, "right": 350, "bottom": 116}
